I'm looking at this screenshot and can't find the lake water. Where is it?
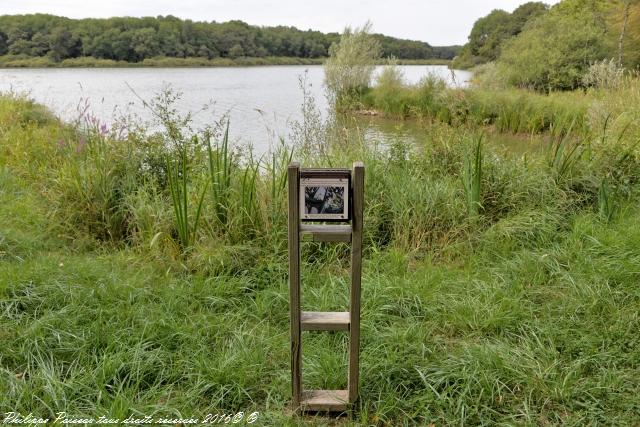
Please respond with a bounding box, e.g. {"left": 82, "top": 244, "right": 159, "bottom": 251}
{"left": 0, "top": 65, "right": 471, "bottom": 152}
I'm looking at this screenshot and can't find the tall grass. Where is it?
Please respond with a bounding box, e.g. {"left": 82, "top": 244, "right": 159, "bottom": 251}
{"left": 324, "top": 22, "right": 381, "bottom": 108}
{"left": 206, "top": 122, "right": 233, "bottom": 229}
{"left": 361, "top": 74, "right": 596, "bottom": 137}
{"left": 548, "top": 121, "right": 583, "bottom": 182}
{"left": 462, "top": 135, "right": 483, "bottom": 217}
{"left": 597, "top": 178, "right": 617, "bottom": 222}
{"left": 165, "top": 144, "right": 207, "bottom": 250}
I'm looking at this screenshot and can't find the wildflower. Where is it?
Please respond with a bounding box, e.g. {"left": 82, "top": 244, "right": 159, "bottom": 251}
{"left": 100, "top": 123, "right": 108, "bottom": 136}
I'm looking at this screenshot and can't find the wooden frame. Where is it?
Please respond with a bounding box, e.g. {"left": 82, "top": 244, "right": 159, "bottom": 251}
{"left": 288, "top": 162, "right": 364, "bottom": 413}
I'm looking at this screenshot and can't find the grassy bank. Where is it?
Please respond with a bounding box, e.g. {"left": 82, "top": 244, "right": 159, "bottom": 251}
{"left": 356, "top": 70, "right": 640, "bottom": 140}
{"left": 1, "top": 91, "right": 640, "bottom": 425}
{"left": 0, "top": 55, "right": 451, "bottom": 69}
{"left": 0, "top": 55, "right": 326, "bottom": 68}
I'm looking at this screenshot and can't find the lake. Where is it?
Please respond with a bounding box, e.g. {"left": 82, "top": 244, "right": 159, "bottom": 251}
{"left": 0, "top": 65, "right": 471, "bottom": 153}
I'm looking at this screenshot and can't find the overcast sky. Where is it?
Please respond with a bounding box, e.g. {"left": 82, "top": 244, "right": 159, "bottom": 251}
{"left": 1, "top": 0, "right": 561, "bottom": 45}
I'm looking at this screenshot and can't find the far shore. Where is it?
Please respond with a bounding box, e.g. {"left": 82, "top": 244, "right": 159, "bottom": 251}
{"left": 0, "top": 55, "right": 453, "bottom": 69}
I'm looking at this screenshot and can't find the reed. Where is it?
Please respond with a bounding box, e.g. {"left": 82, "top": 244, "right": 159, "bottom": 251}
{"left": 206, "top": 122, "right": 233, "bottom": 230}
{"left": 166, "top": 143, "right": 208, "bottom": 251}
{"left": 597, "top": 178, "right": 617, "bottom": 222}
{"left": 462, "top": 135, "right": 484, "bottom": 217}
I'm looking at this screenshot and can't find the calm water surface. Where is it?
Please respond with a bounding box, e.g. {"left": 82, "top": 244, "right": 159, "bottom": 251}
{"left": 0, "top": 65, "right": 471, "bottom": 152}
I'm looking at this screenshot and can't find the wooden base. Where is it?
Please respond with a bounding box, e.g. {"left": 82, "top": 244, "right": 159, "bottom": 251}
{"left": 301, "top": 390, "right": 349, "bottom": 412}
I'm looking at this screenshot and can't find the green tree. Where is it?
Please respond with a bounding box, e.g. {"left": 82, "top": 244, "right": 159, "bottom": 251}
{"left": 228, "top": 43, "right": 244, "bottom": 58}
{"left": 48, "top": 26, "right": 78, "bottom": 61}
{"left": 454, "top": 2, "right": 548, "bottom": 68}
{"left": 0, "top": 13, "right": 454, "bottom": 63}
{"left": 499, "top": 0, "right": 614, "bottom": 91}
{"left": 132, "top": 28, "right": 160, "bottom": 60}
{"left": 0, "top": 32, "right": 8, "bottom": 56}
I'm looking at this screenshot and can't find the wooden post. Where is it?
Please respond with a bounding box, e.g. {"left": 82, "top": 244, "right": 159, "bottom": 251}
{"left": 288, "top": 162, "right": 301, "bottom": 409}
{"left": 288, "top": 162, "right": 364, "bottom": 413}
{"left": 348, "top": 162, "right": 364, "bottom": 403}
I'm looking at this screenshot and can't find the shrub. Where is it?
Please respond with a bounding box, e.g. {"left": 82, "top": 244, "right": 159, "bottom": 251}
{"left": 324, "top": 21, "right": 381, "bottom": 108}
{"left": 582, "top": 59, "right": 625, "bottom": 89}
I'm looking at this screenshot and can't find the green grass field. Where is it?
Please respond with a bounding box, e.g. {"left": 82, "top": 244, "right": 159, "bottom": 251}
{"left": 1, "top": 87, "right": 639, "bottom": 426}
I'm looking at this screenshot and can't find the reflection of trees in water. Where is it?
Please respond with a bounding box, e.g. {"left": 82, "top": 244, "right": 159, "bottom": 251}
{"left": 305, "top": 186, "right": 344, "bottom": 214}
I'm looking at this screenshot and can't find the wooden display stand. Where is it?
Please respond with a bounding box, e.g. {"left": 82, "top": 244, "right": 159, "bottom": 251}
{"left": 287, "top": 162, "right": 364, "bottom": 412}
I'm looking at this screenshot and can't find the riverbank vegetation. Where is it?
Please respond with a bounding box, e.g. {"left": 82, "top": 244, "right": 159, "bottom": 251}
{"left": 0, "top": 55, "right": 326, "bottom": 68}
{"left": 336, "top": 0, "right": 640, "bottom": 141}
{"left": 0, "top": 54, "right": 451, "bottom": 69}
{"left": 2, "top": 1, "right": 640, "bottom": 425}
{"left": 0, "top": 14, "right": 459, "bottom": 67}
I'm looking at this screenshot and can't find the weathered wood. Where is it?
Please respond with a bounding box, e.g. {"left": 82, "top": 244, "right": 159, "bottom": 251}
{"left": 300, "top": 168, "right": 351, "bottom": 180}
{"left": 348, "top": 162, "right": 364, "bottom": 404}
{"left": 289, "top": 162, "right": 364, "bottom": 413}
{"left": 288, "top": 162, "right": 301, "bottom": 410}
{"left": 299, "top": 224, "right": 352, "bottom": 242}
{"left": 301, "top": 390, "right": 349, "bottom": 412}
{"left": 301, "top": 311, "right": 350, "bottom": 331}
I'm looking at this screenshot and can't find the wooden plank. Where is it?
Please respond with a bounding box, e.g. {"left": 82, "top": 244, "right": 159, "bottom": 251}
{"left": 301, "top": 311, "right": 350, "bottom": 331}
{"left": 348, "top": 162, "right": 364, "bottom": 404}
{"left": 300, "top": 168, "right": 351, "bottom": 180}
{"left": 288, "top": 162, "right": 302, "bottom": 410}
{"left": 301, "top": 390, "right": 349, "bottom": 412}
{"left": 299, "top": 224, "right": 352, "bottom": 242}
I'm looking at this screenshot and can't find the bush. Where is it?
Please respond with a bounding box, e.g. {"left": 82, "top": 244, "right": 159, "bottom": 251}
{"left": 582, "top": 59, "right": 625, "bottom": 89}
{"left": 324, "top": 22, "right": 382, "bottom": 108}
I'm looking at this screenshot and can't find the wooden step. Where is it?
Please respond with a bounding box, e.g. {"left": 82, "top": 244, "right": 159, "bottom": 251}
{"left": 301, "top": 389, "right": 349, "bottom": 412}
{"left": 300, "top": 225, "right": 351, "bottom": 242}
{"left": 301, "top": 311, "right": 350, "bottom": 331}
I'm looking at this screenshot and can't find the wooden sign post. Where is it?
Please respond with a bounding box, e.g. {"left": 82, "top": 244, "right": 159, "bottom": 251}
{"left": 287, "top": 162, "right": 364, "bottom": 413}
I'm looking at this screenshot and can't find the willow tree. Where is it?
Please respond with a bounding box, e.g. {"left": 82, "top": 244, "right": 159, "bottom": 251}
{"left": 324, "top": 21, "right": 381, "bottom": 108}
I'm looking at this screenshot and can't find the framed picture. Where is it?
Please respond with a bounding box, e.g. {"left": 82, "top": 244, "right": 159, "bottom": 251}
{"left": 300, "top": 170, "right": 350, "bottom": 222}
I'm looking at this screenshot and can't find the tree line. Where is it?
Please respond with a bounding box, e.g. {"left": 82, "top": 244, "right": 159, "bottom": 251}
{"left": 0, "top": 14, "right": 459, "bottom": 63}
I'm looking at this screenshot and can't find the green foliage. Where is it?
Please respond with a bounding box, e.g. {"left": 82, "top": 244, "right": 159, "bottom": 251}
{"left": 0, "top": 14, "right": 455, "bottom": 64}
{"left": 498, "top": 0, "right": 615, "bottom": 91}
{"left": 362, "top": 76, "right": 591, "bottom": 136}
{"left": 324, "top": 22, "right": 382, "bottom": 107}
{"left": 598, "top": 178, "right": 618, "bottom": 221}
{"left": 453, "top": 2, "right": 548, "bottom": 68}
{"left": 548, "top": 124, "right": 584, "bottom": 182}
{"left": 612, "top": 1, "right": 640, "bottom": 69}
{"left": 165, "top": 145, "right": 207, "bottom": 251}
{"left": 206, "top": 122, "right": 233, "bottom": 229}
{"left": 462, "top": 136, "right": 484, "bottom": 216}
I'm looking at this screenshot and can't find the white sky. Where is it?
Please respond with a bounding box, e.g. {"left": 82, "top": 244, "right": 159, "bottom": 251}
{"left": 0, "top": 0, "right": 561, "bottom": 45}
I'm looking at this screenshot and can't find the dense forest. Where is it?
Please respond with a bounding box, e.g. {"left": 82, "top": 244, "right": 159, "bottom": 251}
{"left": 0, "top": 14, "right": 459, "bottom": 63}
{"left": 453, "top": 0, "right": 640, "bottom": 90}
